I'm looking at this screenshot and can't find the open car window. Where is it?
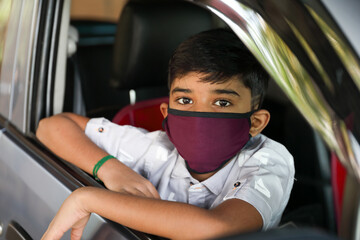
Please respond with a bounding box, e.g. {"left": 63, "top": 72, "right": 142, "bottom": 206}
{"left": 61, "top": 0, "right": 339, "bottom": 235}
{"left": 1, "top": 0, "right": 359, "bottom": 239}
{"left": 61, "top": 0, "right": 360, "bottom": 238}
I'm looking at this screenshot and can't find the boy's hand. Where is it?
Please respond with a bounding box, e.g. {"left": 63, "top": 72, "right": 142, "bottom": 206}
{"left": 42, "top": 188, "right": 90, "bottom": 240}
{"left": 98, "top": 158, "right": 160, "bottom": 199}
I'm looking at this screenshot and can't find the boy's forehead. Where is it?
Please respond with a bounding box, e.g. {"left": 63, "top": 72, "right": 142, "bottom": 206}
{"left": 170, "top": 72, "right": 247, "bottom": 91}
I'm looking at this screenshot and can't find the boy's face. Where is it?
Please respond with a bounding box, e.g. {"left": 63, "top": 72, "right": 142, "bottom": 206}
{"left": 161, "top": 72, "right": 269, "bottom": 179}
{"left": 161, "top": 72, "right": 252, "bottom": 117}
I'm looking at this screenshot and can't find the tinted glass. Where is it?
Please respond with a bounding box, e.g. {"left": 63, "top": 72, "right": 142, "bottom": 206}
{"left": 0, "top": 0, "right": 12, "bottom": 94}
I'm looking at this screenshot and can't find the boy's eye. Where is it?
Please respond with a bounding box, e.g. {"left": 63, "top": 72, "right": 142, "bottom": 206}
{"left": 215, "top": 99, "right": 231, "bottom": 107}
{"left": 177, "top": 97, "right": 193, "bottom": 105}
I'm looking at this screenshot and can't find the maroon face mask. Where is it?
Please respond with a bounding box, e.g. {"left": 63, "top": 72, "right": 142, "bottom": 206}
{"left": 163, "top": 108, "right": 253, "bottom": 174}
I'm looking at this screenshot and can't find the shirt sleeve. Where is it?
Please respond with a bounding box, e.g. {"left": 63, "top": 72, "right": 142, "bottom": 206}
{"left": 223, "top": 141, "right": 295, "bottom": 230}
{"left": 84, "top": 117, "right": 155, "bottom": 175}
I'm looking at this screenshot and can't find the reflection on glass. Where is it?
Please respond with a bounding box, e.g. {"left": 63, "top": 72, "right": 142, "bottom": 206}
{"left": 0, "top": 0, "right": 12, "bottom": 76}
{"left": 0, "top": 0, "right": 12, "bottom": 115}
{"left": 197, "top": 0, "right": 360, "bottom": 180}
{"left": 286, "top": 20, "right": 334, "bottom": 94}
{"left": 308, "top": 7, "right": 360, "bottom": 92}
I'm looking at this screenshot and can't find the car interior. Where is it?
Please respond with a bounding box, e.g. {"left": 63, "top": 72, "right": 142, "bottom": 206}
{"left": 62, "top": 0, "right": 338, "bottom": 237}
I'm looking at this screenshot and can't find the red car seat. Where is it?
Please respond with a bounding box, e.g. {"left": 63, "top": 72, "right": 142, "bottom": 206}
{"left": 331, "top": 153, "right": 347, "bottom": 230}
{"left": 112, "top": 97, "right": 168, "bottom": 132}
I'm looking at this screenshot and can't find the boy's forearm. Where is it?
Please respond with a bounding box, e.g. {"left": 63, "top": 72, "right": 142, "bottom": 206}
{"left": 36, "top": 113, "right": 108, "bottom": 175}
{"left": 78, "top": 187, "right": 259, "bottom": 239}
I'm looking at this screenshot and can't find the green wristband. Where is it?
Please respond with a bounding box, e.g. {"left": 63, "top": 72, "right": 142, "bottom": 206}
{"left": 93, "top": 155, "right": 115, "bottom": 181}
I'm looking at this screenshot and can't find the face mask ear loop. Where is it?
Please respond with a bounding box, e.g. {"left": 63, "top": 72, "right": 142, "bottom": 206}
{"left": 162, "top": 107, "right": 171, "bottom": 131}
{"left": 247, "top": 109, "right": 257, "bottom": 126}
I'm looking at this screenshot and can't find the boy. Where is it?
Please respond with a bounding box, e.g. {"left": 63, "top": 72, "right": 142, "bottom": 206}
{"left": 37, "top": 28, "right": 294, "bottom": 240}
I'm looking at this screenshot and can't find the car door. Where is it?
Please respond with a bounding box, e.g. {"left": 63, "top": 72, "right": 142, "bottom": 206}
{"left": 0, "top": 0, "right": 153, "bottom": 239}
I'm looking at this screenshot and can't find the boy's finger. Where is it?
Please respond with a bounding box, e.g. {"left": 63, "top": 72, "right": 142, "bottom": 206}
{"left": 41, "top": 220, "right": 59, "bottom": 240}
{"left": 138, "top": 185, "right": 160, "bottom": 199}
{"left": 41, "top": 228, "right": 61, "bottom": 240}
{"left": 71, "top": 228, "right": 84, "bottom": 240}
{"left": 41, "top": 230, "right": 49, "bottom": 240}
{"left": 140, "top": 180, "right": 160, "bottom": 199}
{"left": 121, "top": 186, "right": 158, "bottom": 199}
{"left": 148, "top": 185, "right": 161, "bottom": 199}
{"left": 124, "top": 188, "right": 148, "bottom": 198}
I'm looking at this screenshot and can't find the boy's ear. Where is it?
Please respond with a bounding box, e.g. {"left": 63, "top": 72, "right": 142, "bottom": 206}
{"left": 160, "top": 103, "right": 169, "bottom": 118}
{"left": 249, "top": 109, "right": 270, "bottom": 137}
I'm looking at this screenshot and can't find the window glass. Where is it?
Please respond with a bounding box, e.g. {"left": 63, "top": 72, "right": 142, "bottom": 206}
{"left": 0, "top": 0, "right": 38, "bottom": 130}
{"left": 0, "top": 0, "right": 12, "bottom": 117}
{"left": 0, "top": 0, "right": 12, "bottom": 75}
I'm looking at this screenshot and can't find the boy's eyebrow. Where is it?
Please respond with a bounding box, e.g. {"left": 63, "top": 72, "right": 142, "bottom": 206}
{"left": 171, "top": 87, "right": 192, "bottom": 94}
{"left": 213, "top": 89, "right": 240, "bottom": 96}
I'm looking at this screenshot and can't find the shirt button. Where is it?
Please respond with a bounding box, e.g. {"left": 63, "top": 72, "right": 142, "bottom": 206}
{"left": 98, "top": 127, "right": 104, "bottom": 133}
{"left": 234, "top": 182, "right": 241, "bottom": 188}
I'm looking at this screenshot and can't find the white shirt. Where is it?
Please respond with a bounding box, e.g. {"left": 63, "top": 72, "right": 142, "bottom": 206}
{"left": 85, "top": 117, "right": 295, "bottom": 230}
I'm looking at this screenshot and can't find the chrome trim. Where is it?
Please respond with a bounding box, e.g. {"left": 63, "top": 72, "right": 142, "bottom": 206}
{"left": 320, "top": 0, "right": 360, "bottom": 60}
{"left": 307, "top": 6, "right": 360, "bottom": 99}
{"left": 11, "top": 0, "right": 40, "bottom": 132}
{"left": 189, "top": 1, "right": 360, "bottom": 238}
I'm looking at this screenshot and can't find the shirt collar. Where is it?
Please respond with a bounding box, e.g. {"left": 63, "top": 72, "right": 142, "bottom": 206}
{"left": 171, "top": 154, "right": 192, "bottom": 179}
{"left": 171, "top": 153, "right": 237, "bottom": 195}
{"left": 201, "top": 157, "right": 236, "bottom": 195}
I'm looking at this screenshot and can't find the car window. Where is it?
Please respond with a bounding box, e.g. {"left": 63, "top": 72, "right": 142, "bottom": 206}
{"left": 52, "top": 1, "right": 357, "bottom": 238}
{"left": 0, "top": 0, "right": 41, "bottom": 132}
{"left": 0, "top": 0, "right": 11, "bottom": 73}
{"left": 0, "top": 0, "right": 12, "bottom": 117}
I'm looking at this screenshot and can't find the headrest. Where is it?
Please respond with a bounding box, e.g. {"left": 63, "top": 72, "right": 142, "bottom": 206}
{"left": 110, "top": 0, "right": 214, "bottom": 90}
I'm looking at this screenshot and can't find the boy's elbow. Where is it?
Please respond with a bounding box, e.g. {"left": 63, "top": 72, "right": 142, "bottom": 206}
{"left": 36, "top": 113, "right": 66, "bottom": 140}
{"left": 36, "top": 117, "right": 53, "bottom": 141}
{"left": 36, "top": 113, "right": 86, "bottom": 141}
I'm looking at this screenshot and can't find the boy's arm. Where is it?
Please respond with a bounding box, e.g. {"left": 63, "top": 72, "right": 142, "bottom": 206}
{"left": 36, "top": 113, "right": 159, "bottom": 198}
{"left": 42, "top": 186, "right": 262, "bottom": 240}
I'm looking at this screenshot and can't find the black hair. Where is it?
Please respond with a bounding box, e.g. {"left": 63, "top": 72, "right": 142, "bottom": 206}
{"left": 168, "top": 28, "right": 269, "bottom": 109}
